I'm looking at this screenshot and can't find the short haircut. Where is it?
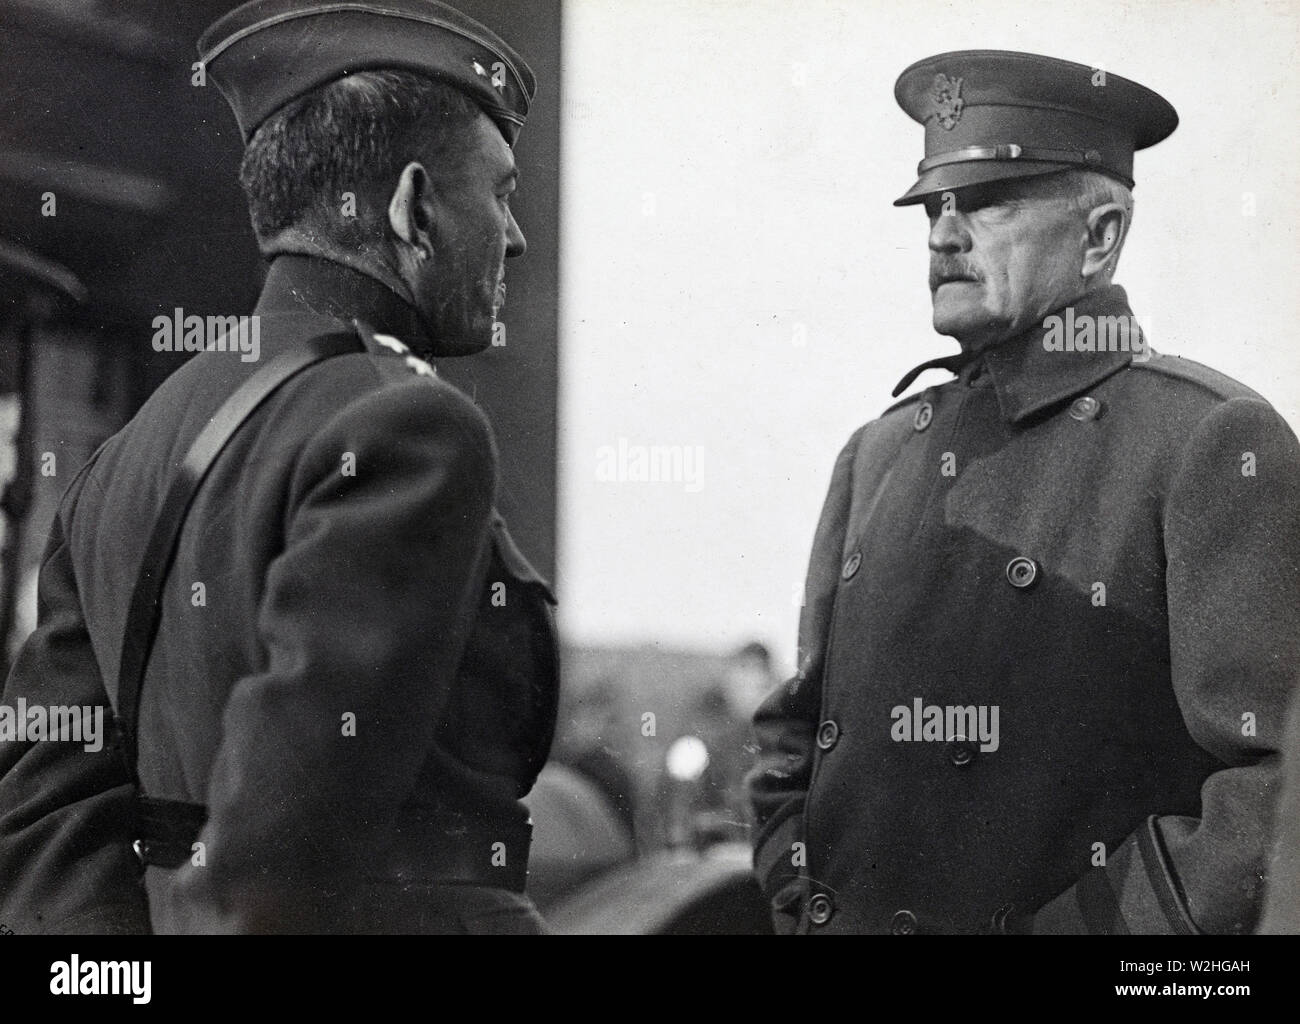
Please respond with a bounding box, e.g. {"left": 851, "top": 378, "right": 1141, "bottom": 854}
{"left": 1019, "top": 169, "right": 1135, "bottom": 273}
{"left": 1062, "top": 169, "right": 1133, "bottom": 219}
{"left": 238, "top": 70, "right": 483, "bottom": 243}
{"left": 1020, "top": 169, "right": 1135, "bottom": 219}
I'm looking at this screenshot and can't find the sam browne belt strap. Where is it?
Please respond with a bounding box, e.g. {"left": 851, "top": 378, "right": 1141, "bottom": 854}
{"left": 117, "top": 331, "right": 359, "bottom": 868}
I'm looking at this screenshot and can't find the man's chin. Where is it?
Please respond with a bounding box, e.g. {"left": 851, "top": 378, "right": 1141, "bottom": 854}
{"left": 423, "top": 312, "right": 496, "bottom": 357}
{"left": 931, "top": 291, "right": 1005, "bottom": 338}
{"left": 932, "top": 308, "right": 985, "bottom": 340}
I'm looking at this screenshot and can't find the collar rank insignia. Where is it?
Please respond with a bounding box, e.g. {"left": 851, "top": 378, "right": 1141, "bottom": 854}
{"left": 473, "top": 59, "right": 505, "bottom": 93}
{"left": 931, "top": 73, "right": 964, "bottom": 131}
{"left": 405, "top": 354, "right": 437, "bottom": 378}
{"left": 373, "top": 333, "right": 410, "bottom": 356}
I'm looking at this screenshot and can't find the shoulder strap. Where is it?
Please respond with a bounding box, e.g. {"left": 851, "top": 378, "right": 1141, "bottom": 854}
{"left": 115, "top": 330, "right": 363, "bottom": 784}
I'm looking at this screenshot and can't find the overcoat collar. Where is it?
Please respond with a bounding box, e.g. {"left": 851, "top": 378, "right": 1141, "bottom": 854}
{"left": 893, "top": 285, "right": 1140, "bottom": 423}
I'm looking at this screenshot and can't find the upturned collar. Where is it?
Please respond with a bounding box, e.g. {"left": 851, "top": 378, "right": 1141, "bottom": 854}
{"left": 892, "top": 285, "right": 1141, "bottom": 423}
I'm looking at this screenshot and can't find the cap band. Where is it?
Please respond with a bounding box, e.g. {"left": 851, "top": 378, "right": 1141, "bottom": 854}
{"left": 918, "top": 144, "right": 1133, "bottom": 187}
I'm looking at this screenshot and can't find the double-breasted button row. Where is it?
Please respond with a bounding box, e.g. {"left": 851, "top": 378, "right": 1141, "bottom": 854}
{"left": 848, "top": 550, "right": 1040, "bottom": 591}
{"left": 915, "top": 391, "right": 1095, "bottom": 432}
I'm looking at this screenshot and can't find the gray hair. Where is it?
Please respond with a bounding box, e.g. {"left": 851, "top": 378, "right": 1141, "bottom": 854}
{"left": 1066, "top": 169, "right": 1134, "bottom": 219}
{"left": 1019, "top": 168, "right": 1134, "bottom": 215}
{"left": 1020, "top": 169, "right": 1135, "bottom": 276}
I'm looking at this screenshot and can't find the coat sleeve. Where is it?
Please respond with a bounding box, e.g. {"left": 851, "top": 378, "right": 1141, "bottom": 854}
{"left": 1032, "top": 396, "right": 1300, "bottom": 935}
{"left": 171, "top": 378, "right": 497, "bottom": 932}
{"left": 1260, "top": 689, "right": 1300, "bottom": 933}
{"left": 746, "top": 430, "right": 860, "bottom": 930}
{"left": 0, "top": 469, "right": 151, "bottom": 935}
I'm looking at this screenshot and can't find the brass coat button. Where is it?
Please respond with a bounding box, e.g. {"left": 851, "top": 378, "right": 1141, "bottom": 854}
{"left": 1069, "top": 395, "right": 1101, "bottom": 421}
{"left": 842, "top": 552, "right": 862, "bottom": 580}
{"left": 1006, "top": 556, "right": 1038, "bottom": 589}
{"left": 817, "top": 719, "right": 840, "bottom": 751}
{"left": 913, "top": 402, "right": 934, "bottom": 431}
{"left": 947, "top": 739, "right": 977, "bottom": 766}
{"left": 808, "top": 894, "right": 834, "bottom": 925}
{"left": 890, "top": 909, "right": 917, "bottom": 935}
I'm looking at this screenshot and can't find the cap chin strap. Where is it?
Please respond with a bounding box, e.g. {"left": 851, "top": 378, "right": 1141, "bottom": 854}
{"left": 918, "top": 144, "right": 1134, "bottom": 188}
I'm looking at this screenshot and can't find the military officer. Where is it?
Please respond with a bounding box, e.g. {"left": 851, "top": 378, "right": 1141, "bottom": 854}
{"left": 748, "top": 50, "right": 1300, "bottom": 935}
{"left": 0, "top": 0, "right": 558, "bottom": 934}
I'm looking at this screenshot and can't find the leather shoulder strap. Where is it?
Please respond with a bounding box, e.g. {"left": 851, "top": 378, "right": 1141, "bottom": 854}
{"left": 116, "top": 330, "right": 363, "bottom": 783}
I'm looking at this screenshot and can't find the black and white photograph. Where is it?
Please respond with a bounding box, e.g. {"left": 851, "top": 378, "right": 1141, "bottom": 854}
{"left": 0, "top": 0, "right": 1295, "bottom": 1003}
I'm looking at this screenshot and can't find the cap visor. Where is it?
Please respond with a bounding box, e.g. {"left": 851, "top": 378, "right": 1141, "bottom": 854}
{"left": 893, "top": 160, "right": 1077, "bottom": 206}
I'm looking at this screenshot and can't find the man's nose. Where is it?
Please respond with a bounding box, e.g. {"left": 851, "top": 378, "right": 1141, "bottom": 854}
{"left": 506, "top": 208, "right": 527, "bottom": 258}
{"left": 928, "top": 209, "right": 972, "bottom": 253}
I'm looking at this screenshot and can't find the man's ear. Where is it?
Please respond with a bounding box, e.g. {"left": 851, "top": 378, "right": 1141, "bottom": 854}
{"left": 388, "top": 161, "right": 438, "bottom": 259}
{"left": 1081, "top": 202, "right": 1128, "bottom": 279}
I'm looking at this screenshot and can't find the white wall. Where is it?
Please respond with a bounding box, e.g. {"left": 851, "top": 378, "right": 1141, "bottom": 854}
{"left": 558, "top": 0, "right": 1300, "bottom": 670}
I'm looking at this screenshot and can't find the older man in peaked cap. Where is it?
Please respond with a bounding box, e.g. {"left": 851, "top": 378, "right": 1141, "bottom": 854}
{"left": 749, "top": 50, "right": 1300, "bottom": 935}
{"left": 0, "top": 0, "right": 559, "bottom": 934}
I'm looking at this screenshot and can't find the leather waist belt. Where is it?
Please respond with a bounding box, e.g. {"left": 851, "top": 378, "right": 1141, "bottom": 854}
{"left": 377, "top": 819, "right": 533, "bottom": 894}
{"left": 134, "top": 798, "right": 532, "bottom": 892}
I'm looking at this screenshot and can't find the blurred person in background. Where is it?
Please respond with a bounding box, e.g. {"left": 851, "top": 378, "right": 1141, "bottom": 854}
{"left": 661, "top": 642, "right": 774, "bottom": 848}
{"left": 553, "top": 676, "right": 638, "bottom": 843}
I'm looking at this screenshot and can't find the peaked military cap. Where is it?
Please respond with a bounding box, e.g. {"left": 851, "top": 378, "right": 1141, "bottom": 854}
{"left": 198, "top": 0, "right": 536, "bottom": 146}
{"left": 893, "top": 50, "right": 1177, "bottom": 205}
